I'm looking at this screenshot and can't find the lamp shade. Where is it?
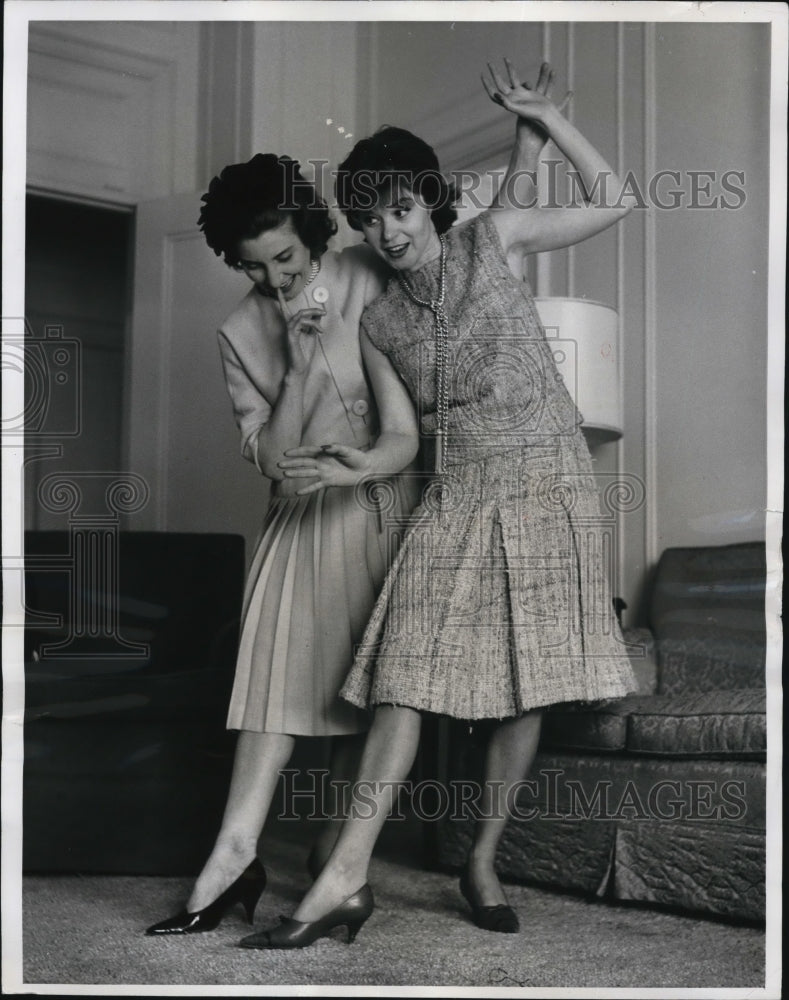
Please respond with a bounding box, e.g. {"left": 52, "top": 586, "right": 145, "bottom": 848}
{"left": 534, "top": 297, "right": 622, "bottom": 448}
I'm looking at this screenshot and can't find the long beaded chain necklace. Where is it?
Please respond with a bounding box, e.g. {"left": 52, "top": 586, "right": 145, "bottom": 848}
{"left": 398, "top": 234, "right": 449, "bottom": 475}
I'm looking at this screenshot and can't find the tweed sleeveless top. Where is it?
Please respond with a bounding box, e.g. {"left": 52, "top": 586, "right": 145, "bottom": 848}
{"left": 359, "top": 209, "right": 583, "bottom": 468}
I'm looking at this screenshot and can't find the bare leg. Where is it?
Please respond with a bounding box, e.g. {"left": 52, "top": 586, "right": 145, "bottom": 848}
{"left": 307, "top": 731, "right": 367, "bottom": 873}
{"left": 291, "top": 704, "right": 422, "bottom": 922}
{"left": 186, "top": 729, "right": 294, "bottom": 911}
{"left": 466, "top": 709, "right": 543, "bottom": 905}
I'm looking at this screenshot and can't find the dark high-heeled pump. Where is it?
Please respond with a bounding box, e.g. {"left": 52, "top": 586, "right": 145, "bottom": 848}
{"left": 145, "top": 858, "right": 267, "bottom": 935}
{"left": 237, "top": 883, "right": 374, "bottom": 949}
{"left": 459, "top": 867, "right": 519, "bottom": 934}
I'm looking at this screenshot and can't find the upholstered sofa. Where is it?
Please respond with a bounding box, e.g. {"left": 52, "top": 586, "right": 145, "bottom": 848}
{"left": 22, "top": 531, "right": 245, "bottom": 875}
{"left": 434, "top": 542, "right": 767, "bottom": 922}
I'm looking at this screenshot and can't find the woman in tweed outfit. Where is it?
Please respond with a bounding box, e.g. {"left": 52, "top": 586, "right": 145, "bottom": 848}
{"left": 242, "top": 60, "right": 638, "bottom": 948}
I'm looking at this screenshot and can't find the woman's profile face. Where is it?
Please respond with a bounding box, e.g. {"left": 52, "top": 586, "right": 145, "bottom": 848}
{"left": 235, "top": 217, "right": 313, "bottom": 301}
{"left": 359, "top": 183, "right": 441, "bottom": 274}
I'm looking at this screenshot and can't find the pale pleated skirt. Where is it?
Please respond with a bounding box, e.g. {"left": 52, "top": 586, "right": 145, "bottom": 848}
{"left": 341, "top": 444, "right": 638, "bottom": 720}
{"left": 227, "top": 478, "right": 415, "bottom": 736}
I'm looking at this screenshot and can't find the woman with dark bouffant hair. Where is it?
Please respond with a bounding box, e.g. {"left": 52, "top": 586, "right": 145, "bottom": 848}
{"left": 145, "top": 152, "right": 421, "bottom": 936}
{"left": 245, "top": 59, "right": 637, "bottom": 949}
{"left": 199, "top": 153, "right": 339, "bottom": 266}
{"left": 335, "top": 125, "right": 460, "bottom": 239}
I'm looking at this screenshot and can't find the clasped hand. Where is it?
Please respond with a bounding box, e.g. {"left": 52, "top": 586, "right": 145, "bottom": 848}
{"left": 278, "top": 444, "right": 371, "bottom": 495}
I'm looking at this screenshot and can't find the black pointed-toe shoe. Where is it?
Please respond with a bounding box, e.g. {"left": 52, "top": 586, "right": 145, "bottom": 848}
{"left": 238, "top": 883, "right": 374, "bottom": 950}
{"left": 459, "top": 867, "right": 520, "bottom": 934}
{"left": 145, "top": 858, "right": 267, "bottom": 935}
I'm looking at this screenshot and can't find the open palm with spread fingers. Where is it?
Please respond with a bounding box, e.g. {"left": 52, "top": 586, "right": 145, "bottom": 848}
{"left": 481, "top": 56, "right": 631, "bottom": 255}
{"left": 482, "top": 58, "right": 571, "bottom": 154}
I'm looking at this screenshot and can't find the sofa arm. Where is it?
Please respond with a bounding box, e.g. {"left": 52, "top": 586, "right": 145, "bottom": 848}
{"left": 648, "top": 543, "right": 766, "bottom": 695}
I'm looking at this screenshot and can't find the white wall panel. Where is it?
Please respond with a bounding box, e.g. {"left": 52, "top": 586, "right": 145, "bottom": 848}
{"left": 127, "top": 192, "right": 266, "bottom": 552}
{"left": 27, "top": 23, "right": 199, "bottom": 203}
{"left": 652, "top": 23, "right": 769, "bottom": 556}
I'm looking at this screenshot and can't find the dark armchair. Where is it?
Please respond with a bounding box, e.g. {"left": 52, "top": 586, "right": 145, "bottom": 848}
{"left": 22, "top": 531, "right": 245, "bottom": 875}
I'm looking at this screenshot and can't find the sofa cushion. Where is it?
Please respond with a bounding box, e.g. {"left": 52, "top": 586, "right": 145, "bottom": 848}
{"left": 543, "top": 688, "right": 765, "bottom": 759}
{"left": 656, "top": 626, "right": 765, "bottom": 695}
{"left": 24, "top": 531, "right": 244, "bottom": 678}
{"left": 626, "top": 688, "right": 765, "bottom": 758}
{"left": 24, "top": 665, "right": 235, "bottom": 724}
{"left": 542, "top": 697, "right": 645, "bottom": 752}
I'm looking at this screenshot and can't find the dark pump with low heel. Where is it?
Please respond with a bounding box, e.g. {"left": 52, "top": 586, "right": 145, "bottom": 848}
{"left": 459, "top": 868, "right": 520, "bottom": 934}
{"left": 145, "top": 858, "right": 267, "bottom": 935}
{"left": 238, "top": 883, "right": 374, "bottom": 949}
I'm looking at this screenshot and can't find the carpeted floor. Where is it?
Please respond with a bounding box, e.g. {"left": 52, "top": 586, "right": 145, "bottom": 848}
{"left": 18, "top": 826, "right": 766, "bottom": 992}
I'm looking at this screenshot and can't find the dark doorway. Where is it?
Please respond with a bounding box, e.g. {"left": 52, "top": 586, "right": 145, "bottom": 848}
{"left": 24, "top": 195, "right": 133, "bottom": 529}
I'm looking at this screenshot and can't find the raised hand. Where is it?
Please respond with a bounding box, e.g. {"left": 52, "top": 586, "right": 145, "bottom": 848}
{"left": 279, "top": 443, "right": 372, "bottom": 495}
{"left": 482, "top": 59, "right": 572, "bottom": 152}
{"left": 483, "top": 58, "right": 631, "bottom": 257}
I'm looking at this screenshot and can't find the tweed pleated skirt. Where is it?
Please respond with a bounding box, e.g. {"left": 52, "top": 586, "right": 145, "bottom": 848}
{"left": 227, "top": 477, "right": 415, "bottom": 736}
{"left": 341, "top": 444, "right": 638, "bottom": 720}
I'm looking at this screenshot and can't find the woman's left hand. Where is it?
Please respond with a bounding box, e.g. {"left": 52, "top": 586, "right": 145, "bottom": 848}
{"left": 278, "top": 444, "right": 372, "bottom": 494}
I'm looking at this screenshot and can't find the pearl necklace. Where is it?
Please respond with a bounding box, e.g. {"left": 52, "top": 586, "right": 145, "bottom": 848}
{"left": 305, "top": 258, "right": 320, "bottom": 286}
{"left": 277, "top": 259, "right": 321, "bottom": 317}
{"left": 398, "top": 235, "right": 449, "bottom": 475}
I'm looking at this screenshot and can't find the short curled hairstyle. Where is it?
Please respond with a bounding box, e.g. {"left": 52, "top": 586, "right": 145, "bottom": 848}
{"left": 198, "top": 153, "right": 337, "bottom": 266}
{"left": 336, "top": 126, "right": 458, "bottom": 235}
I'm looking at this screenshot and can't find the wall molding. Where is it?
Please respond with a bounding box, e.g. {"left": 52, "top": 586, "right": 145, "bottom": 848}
{"left": 156, "top": 232, "right": 177, "bottom": 530}
{"left": 358, "top": 22, "right": 380, "bottom": 142}
{"left": 566, "top": 20, "right": 576, "bottom": 298}
{"left": 643, "top": 24, "right": 658, "bottom": 567}
{"left": 615, "top": 21, "right": 626, "bottom": 599}
{"left": 198, "top": 23, "right": 254, "bottom": 182}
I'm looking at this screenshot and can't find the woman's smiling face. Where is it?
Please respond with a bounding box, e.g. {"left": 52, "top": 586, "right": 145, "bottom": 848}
{"left": 359, "top": 182, "right": 441, "bottom": 274}
{"left": 235, "top": 217, "right": 313, "bottom": 300}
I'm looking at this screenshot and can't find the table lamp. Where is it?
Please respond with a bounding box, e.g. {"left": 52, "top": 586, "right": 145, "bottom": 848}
{"left": 534, "top": 297, "right": 623, "bottom": 450}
